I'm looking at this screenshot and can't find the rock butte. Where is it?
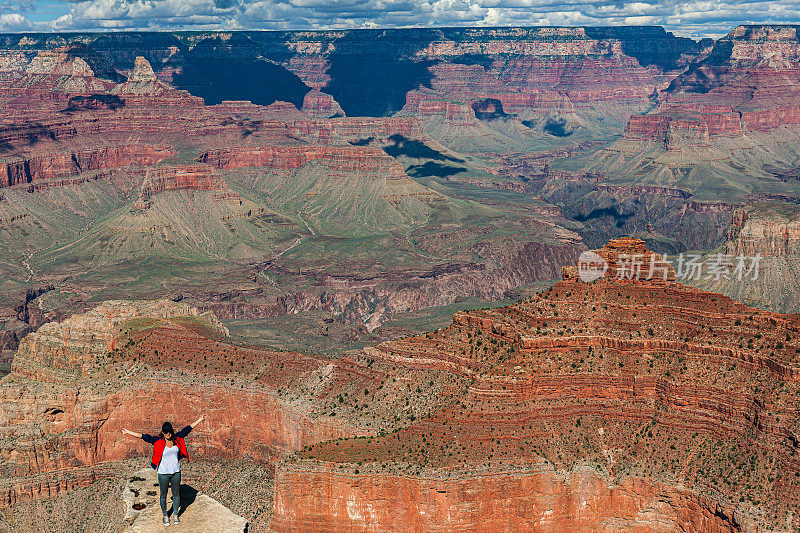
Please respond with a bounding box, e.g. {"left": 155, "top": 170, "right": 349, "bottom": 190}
{"left": 285, "top": 237, "right": 800, "bottom": 532}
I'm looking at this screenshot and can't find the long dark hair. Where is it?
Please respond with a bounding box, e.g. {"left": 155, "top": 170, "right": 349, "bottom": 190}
{"left": 161, "top": 421, "right": 174, "bottom": 439}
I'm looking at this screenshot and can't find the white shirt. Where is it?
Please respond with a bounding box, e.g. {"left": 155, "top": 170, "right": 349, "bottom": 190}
{"left": 157, "top": 443, "right": 181, "bottom": 474}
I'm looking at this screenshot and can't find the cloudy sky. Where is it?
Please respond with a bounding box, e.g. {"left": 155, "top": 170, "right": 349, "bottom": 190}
{"left": 0, "top": 0, "right": 797, "bottom": 39}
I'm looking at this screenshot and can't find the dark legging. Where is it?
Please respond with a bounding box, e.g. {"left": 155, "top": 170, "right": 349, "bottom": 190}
{"left": 157, "top": 471, "right": 181, "bottom": 517}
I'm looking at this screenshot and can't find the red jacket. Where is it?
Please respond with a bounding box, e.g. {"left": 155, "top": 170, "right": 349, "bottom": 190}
{"left": 141, "top": 425, "right": 191, "bottom": 470}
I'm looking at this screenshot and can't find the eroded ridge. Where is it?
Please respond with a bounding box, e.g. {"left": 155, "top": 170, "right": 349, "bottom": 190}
{"left": 288, "top": 238, "right": 800, "bottom": 532}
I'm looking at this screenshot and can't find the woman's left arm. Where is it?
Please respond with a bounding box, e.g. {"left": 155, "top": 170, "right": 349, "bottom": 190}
{"left": 177, "top": 414, "right": 205, "bottom": 438}
{"left": 190, "top": 414, "right": 205, "bottom": 428}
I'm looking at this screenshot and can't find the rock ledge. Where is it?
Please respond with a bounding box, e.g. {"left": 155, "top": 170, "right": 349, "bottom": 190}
{"left": 122, "top": 467, "right": 247, "bottom": 533}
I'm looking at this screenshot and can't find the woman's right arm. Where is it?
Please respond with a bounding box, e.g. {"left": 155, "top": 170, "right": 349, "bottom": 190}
{"left": 122, "top": 428, "right": 158, "bottom": 443}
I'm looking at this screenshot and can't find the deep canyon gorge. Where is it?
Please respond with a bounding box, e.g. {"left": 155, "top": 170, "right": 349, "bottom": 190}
{"left": 0, "top": 24, "right": 799, "bottom": 532}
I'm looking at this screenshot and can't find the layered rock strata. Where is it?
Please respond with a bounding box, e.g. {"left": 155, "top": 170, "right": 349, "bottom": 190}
{"left": 2, "top": 239, "right": 800, "bottom": 530}
{"left": 0, "top": 145, "right": 174, "bottom": 187}
{"left": 614, "top": 25, "right": 800, "bottom": 148}
{"left": 198, "top": 145, "right": 406, "bottom": 174}
{"left": 272, "top": 464, "right": 741, "bottom": 532}
{"left": 279, "top": 238, "right": 800, "bottom": 532}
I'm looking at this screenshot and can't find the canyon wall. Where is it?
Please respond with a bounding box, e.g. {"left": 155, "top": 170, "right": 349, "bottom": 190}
{"left": 2, "top": 240, "right": 800, "bottom": 531}
{"left": 692, "top": 204, "right": 800, "bottom": 313}
{"left": 272, "top": 464, "right": 739, "bottom": 532}
{"left": 725, "top": 206, "right": 800, "bottom": 257}
{"left": 621, "top": 25, "right": 800, "bottom": 145}
{"left": 0, "top": 145, "right": 174, "bottom": 187}
{"left": 198, "top": 145, "right": 406, "bottom": 174}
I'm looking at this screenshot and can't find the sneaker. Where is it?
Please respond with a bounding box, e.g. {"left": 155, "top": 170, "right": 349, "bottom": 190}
{"left": 162, "top": 515, "right": 170, "bottom": 526}
{"left": 173, "top": 515, "right": 181, "bottom": 525}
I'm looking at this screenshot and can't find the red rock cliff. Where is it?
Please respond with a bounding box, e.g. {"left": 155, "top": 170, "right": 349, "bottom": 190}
{"left": 285, "top": 238, "right": 800, "bottom": 532}
{"left": 272, "top": 464, "right": 739, "bottom": 532}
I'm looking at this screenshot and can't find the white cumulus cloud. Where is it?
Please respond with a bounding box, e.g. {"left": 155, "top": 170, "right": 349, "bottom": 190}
{"left": 2, "top": 0, "right": 798, "bottom": 37}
